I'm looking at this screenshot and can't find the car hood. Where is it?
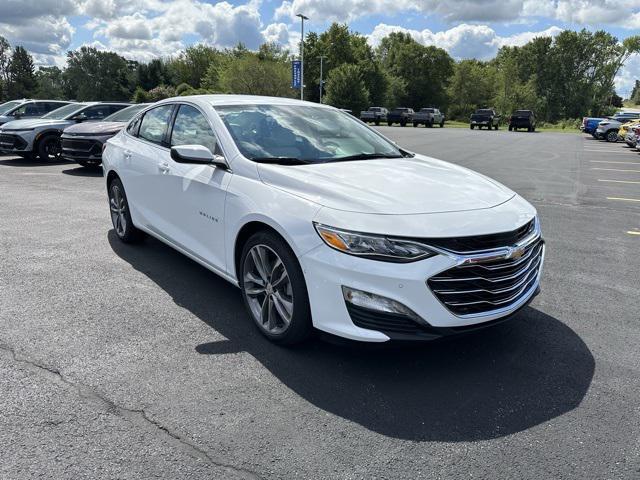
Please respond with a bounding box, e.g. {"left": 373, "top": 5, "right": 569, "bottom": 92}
{"left": 63, "top": 121, "right": 125, "bottom": 135}
{"left": 258, "top": 155, "right": 515, "bottom": 215}
{"left": 1, "top": 118, "right": 72, "bottom": 130}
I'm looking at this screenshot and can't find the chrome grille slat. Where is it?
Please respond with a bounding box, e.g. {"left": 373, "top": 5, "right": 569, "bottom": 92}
{"left": 427, "top": 224, "right": 544, "bottom": 316}
{"left": 430, "top": 249, "right": 542, "bottom": 284}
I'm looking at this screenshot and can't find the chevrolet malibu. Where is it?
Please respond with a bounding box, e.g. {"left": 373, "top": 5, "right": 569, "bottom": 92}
{"left": 103, "top": 95, "right": 544, "bottom": 345}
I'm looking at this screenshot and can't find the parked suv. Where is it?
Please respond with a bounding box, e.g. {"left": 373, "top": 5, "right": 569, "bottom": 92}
{"left": 387, "top": 108, "right": 414, "bottom": 126}
{"left": 61, "top": 103, "right": 149, "bottom": 168}
{"left": 413, "top": 108, "right": 445, "bottom": 128}
{"left": 0, "top": 99, "right": 71, "bottom": 126}
{"left": 470, "top": 109, "right": 500, "bottom": 130}
{"left": 0, "top": 102, "right": 129, "bottom": 160}
{"left": 508, "top": 110, "right": 536, "bottom": 132}
{"left": 360, "top": 107, "right": 388, "bottom": 126}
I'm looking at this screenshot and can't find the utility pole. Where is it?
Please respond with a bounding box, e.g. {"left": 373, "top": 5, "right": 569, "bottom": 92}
{"left": 319, "top": 55, "right": 328, "bottom": 103}
{"left": 296, "top": 13, "right": 309, "bottom": 101}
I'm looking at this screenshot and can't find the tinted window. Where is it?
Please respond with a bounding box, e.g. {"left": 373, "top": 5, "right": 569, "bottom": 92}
{"left": 13, "top": 103, "right": 46, "bottom": 116}
{"left": 170, "top": 104, "right": 218, "bottom": 154}
{"left": 126, "top": 114, "right": 143, "bottom": 136}
{"left": 420, "top": 108, "right": 434, "bottom": 113}
{"left": 79, "top": 105, "right": 121, "bottom": 120}
{"left": 44, "top": 102, "right": 68, "bottom": 112}
{"left": 0, "top": 101, "right": 21, "bottom": 115}
{"left": 42, "top": 103, "right": 85, "bottom": 120}
{"left": 105, "top": 104, "right": 147, "bottom": 122}
{"left": 138, "top": 105, "right": 173, "bottom": 145}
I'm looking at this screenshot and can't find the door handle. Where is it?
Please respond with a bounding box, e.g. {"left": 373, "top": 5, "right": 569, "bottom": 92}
{"left": 123, "top": 150, "right": 132, "bottom": 159}
{"left": 158, "top": 162, "right": 170, "bottom": 173}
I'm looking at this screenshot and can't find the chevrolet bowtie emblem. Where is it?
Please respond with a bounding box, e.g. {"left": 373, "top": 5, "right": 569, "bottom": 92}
{"left": 507, "top": 246, "right": 526, "bottom": 260}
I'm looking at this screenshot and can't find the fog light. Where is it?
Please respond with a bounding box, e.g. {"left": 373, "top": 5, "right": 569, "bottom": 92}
{"left": 342, "top": 286, "right": 421, "bottom": 320}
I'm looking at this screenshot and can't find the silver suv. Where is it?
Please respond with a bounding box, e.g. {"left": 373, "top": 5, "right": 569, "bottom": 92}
{"left": 0, "top": 102, "right": 129, "bottom": 160}
{"left": 0, "top": 99, "right": 71, "bottom": 126}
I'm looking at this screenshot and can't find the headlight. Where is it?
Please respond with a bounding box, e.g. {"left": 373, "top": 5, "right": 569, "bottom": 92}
{"left": 5, "top": 128, "right": 34, "bottom": 133}
{"left": 313, "top": 223, "right": 437, "bottom": 262}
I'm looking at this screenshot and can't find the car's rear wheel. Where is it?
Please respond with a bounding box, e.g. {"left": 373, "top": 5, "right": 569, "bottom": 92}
{"left": 509, "top": 126, "right": 513, "bottom": 131}
{"left": 108, "top": 178, "right": 144, "bottom": 243}
{"left": 37, "top": 135, "right": 61, "bottom": 161}
{"left": 240, "top": 231, "right": 312, "bottom": 345}
{"left": 470, "top": 125, "right": 474, "bottom": 130}
{"left": 387, "top": 121, "right": 392, "bottom": 126}
{"left": 427, "top": 120, "right": 433, "bottom": 128}
{"left": 494, "top": 124, "right": 499, "bottom": 130}
{"left": 375, "top": 119, "right": 380, "bottom": 126}
{"left": 439, "top": 121, "right": 444, "bottom": 128}
{"left": 606, "top": 130, "right": 618, "bottom": 142}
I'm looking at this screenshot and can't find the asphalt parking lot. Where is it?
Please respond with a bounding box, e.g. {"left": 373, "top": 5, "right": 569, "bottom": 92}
{"left": 1, "top": 127, "right": 639, "bottom": 479}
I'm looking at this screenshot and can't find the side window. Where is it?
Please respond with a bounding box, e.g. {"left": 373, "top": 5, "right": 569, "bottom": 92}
{"left": 127, "top": 114, "right": 143, "bottom": 136}
{"left": 45, "top": 102, "right": 67, "bottom": 112}
{"left": 108, "top": 104, "right": 127, "bottom": 116}
{"left": 170, "top": 104, "right": 219, "bottom": 154}
{"left": 138, "top": 105, "right": 174, "bottom": 145}
{"left": 81, "top": 105, "right": 113, "bottom": 120}
{"left": 25, "top": 103, "right": 45, "bottom": 115}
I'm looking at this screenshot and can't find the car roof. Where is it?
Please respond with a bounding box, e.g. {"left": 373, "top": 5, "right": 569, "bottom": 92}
{"left": 156, "top": 94, "right": 332, "bottom": 109}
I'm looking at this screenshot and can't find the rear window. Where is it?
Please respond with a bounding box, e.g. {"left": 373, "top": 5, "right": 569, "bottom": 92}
{"left": 475, "top": 109, "right": 493, "bottom": 115}
{"left": 420, "top": 108, "right": 434, "bottom": 113}
{"left": 514, "top": 110, "right": 532, "bottom": 115}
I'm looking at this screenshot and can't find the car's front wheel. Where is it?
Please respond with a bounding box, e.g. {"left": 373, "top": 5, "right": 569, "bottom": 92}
{"left": 37, "top": 135, "right": 61, "bottom": 161}
{"left": 606, "top": 130, "right": 618, "bottom": 142}
{"left": 108, "top": 178, "right": 144, "bottom": 243}
{"left": 240, "top": 231, "right": 312, "bottom": 345}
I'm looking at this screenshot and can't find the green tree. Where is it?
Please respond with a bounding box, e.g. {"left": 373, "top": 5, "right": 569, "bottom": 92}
{"left": 7, "top": 46, "right": 36, "bottom": 98}
{"left": 168, "top": 45, "right": 221, "bottom": 87}
{"left": 0, "top": 36, "right": 11, "bottom": 100}
{"left": 219, "top": 52, "right": 295, "bottom": 97}
{"left": 324, "top": 63, "right": 369, "bottom": 115}
{"left": 630, "top": 80, "right": 640, "bottom": 105}
{"left": 64, "top": 47, "right": 133, "bottom": 101}
{"left": 136, "top": 58, "right": 170, "bottom": 91}
{"left": 447, "top": 60, "right": 496, "bottom": 119}
{"left": 34, "top": 66, "right": 65, "bottom": 99}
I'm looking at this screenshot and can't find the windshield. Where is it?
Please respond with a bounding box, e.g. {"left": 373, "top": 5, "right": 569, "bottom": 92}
{"left": 104, "top": 104, "right": 148, "bottom": 122}
{"left": 42, "top": 103, "right": 84, "bottom": 120}
{"left": 475, "top": 109, "right": 493, "bottom": 115}
{"left": 0, "top": 101, "right": 22, "bottom": 115}
{"left": 215, "top": 104, "right": 403, "bottom": 164}
{"left": 514, "top": 110, "right": 531, "bottom": 115}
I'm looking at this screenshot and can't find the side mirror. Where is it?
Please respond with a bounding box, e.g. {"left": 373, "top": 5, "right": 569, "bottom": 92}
{"left": 74, "top": 113, "right": 88, "bottom": 122}
{"left": 13, "top": 113, "right": 22, "bottom": 119}
{"left": 170, "top": 144, "right": 228, "bottom": 169}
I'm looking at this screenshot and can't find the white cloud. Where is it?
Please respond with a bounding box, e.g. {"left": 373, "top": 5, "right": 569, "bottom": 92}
{"left": 616, "top": 53, "right": 640, "bottom": 98}
{"left": 274, "top": 0, "right": 640, "bottom": 28}
{"left": 368, "top": 23, "right": 562, "bottom": 60}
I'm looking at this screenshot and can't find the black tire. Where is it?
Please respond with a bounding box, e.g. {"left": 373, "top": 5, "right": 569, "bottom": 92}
{"left": 532, "top": 126, "right": 536, "bottom": 132}
{"left": 606, "top": 130, "right": 618, "bottom": 143}
{"left": 412, "top": 122, "right": 418, "bottom": 127}
{"left": 108, "top": 177, "right": 145, "bottom": 243}
{"left": 375, "top": 119, "right": 380, "bottom": 126}
{"left": 37, "top": 135, "right": 62, "bottom": 162}
{"left": 240, "top": 230, "right": 312, "bottom": 345}
{"left": 494, "top": 124, "right": 499, "bottom": 130}
{"left": 78, "top": 159, "right": 102, "bottom": 168}
{"left": 508, "top": 126, "right": 513, "bottom": 131}
{"left": 400, "top": 120, "right": 406, "bottom": 127}
{"left": 439, "top": 121, "right": 444, "bottom": 128}
{"left": 387, "top": 121, "right": 392, "bottom": 126}
{"left": 470, "top": 125, "right": 474, "bottom": 130}
{"left": 427, "top": 120, "right": 433, "bottom": 128}
{"left": 527, "top": 126, "right": 532, "bottom": 132}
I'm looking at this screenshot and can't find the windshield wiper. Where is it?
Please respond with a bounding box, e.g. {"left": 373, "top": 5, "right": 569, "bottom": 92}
{"left": 252, "top": 157, "right": 310, "bottom": 165}
{"left": 327, "top": 153, "right": 404, "bottom": 163}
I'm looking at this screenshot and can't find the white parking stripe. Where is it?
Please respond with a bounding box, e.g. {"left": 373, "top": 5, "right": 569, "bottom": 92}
{"left": 591, "top": 167, "right": 640, "bottom": 173}
{"left": 591, "top": 160, "right": 640, "bottom": 165}
{"left": 597, "top": 179, "right": 640, "bottom": 185}
{"left": 607, "top": 197, "right": 640, "bottom": 202}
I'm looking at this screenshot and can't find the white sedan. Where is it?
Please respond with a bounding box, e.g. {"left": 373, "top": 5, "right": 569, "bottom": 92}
{"left": 103, "top": 95, "right": 544, "bottom": 345}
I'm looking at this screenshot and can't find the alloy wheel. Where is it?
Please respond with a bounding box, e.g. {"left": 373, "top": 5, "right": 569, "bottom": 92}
{"left": 109, "top": 184, "right": 127, "bottom": 237}
{"left": 44, "top": 138, "right": 61, "bottom": 160}
{"left": 243, "top": 244, "right": 294, "bottom": 335}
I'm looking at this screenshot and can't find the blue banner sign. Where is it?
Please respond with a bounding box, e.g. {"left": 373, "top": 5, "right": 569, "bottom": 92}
{"left": 292, "top": 60, "right": 301, "bottom": 89}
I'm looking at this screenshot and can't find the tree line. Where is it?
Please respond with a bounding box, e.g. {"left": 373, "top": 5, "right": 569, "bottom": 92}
{"left": 0, "top": 24, "right": 638, "bottom": 122}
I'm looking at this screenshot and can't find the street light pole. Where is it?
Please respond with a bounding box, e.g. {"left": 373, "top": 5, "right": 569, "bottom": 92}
{"left": 296, "top": 13, "right": 309, "bottom": 101}
{"left": 319, "top": 55, "right": 328, "bottom": 104}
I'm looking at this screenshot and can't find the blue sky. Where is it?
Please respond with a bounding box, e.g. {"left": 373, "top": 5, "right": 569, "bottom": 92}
{"left": 1, "top": 0, "right": 639, "bottom": 96}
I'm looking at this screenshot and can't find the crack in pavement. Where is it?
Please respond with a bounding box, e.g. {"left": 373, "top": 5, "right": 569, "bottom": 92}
{"left": 0, "top": 342, "right": 262, "bottom": 480}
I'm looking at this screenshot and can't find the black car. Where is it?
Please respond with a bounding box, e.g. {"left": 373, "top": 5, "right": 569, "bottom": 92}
{"left": 508, "top": 110, "right": 536, "bottom": 132}
{"left": 470, "top": 109, "right": 500, "bottom": 130}
{"left": 387, "top": 108, "right": 414, "bottom": 127}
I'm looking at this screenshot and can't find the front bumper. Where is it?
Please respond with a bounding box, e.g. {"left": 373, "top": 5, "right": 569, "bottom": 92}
{"left": 0, "top": 132, "right": 33, "bottom": 153}
{"left": 300, "top": 226, "right": 544, "bottom": 342}
{"left": 60, "top": 135, "right": 109, "bottom": 163}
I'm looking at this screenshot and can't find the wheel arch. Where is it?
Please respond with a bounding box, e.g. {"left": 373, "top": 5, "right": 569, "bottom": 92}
{"left": 34, "top": 129, "right": 63, "bottom": 151}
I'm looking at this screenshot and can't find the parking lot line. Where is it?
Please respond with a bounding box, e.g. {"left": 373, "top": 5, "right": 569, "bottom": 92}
{"left": 591, "top": 160, "right": 640, "bottom": 165}
{"left": 628, "top": 230, "right": 640, "bottom": 235}
{"left": 607, "top": 197, "right": 640, "bottom": 203}
{"left": 597, "top": 179, "right": 640, "bottom": 185}
{"left": 583, "top": 149, "right": 636, "bottom": 153}
{"left": 591, "top": 167, "right": 640, "bottom": 173}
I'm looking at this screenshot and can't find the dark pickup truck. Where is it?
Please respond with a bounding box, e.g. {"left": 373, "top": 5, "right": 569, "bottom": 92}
{"left": 508, "top": 110, "right": 536, "bottom": 132}
{"left": 470, "top": 109, "right": 500, "bottom": 130}
{"left": 387, "top": 108, "right": 414, "bottom": 127}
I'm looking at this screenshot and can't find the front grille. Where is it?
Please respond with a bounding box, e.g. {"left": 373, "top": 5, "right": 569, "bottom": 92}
{"left": 423, "top": 219, "right": 535, "bottom": 253}
{"left": 61, "top": 138, "right": 102, "bottom": 158}
{"left": 427, "top": 238, "right": 544, "bottom": 316}
{"left": 0, "top": 133, "right": 26, "bottom": 150}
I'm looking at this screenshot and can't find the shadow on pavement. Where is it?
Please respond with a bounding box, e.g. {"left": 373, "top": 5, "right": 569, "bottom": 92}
{"left": 62, "top": 166, "right": 103, "bottom": 177}
{"left": 108, "top": 230, "right": 594, "bottom": 442}
{"left": 0, "top": 157, "right": 70, "bottom": 167}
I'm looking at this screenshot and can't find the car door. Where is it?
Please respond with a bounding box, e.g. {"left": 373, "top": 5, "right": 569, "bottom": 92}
{"left": 120, "top": 104, "right": 176, "bottom": 234}
{"left": 162, "top": 103, "right": 232, "bottom": 271}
